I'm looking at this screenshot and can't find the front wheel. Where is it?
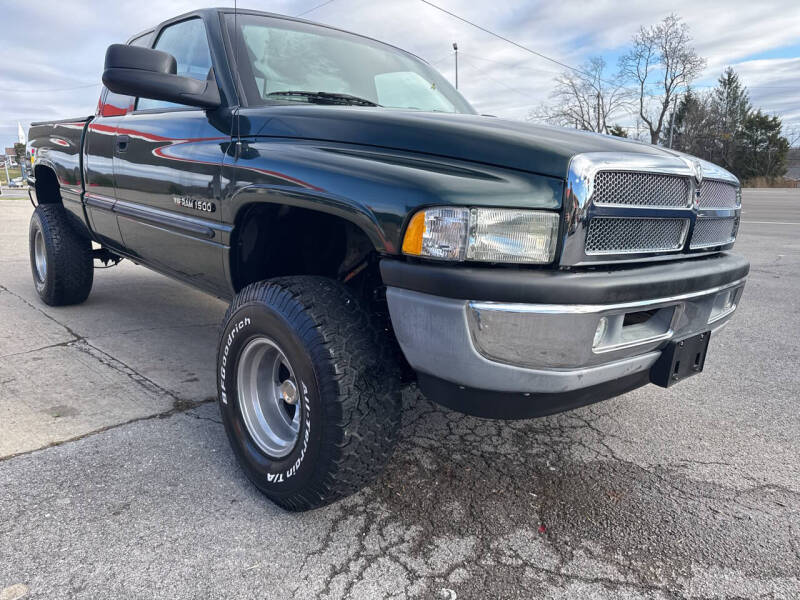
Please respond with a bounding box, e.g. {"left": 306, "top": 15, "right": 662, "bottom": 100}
{"left": 217, "top": 276, "right": 402, "bottom": 511}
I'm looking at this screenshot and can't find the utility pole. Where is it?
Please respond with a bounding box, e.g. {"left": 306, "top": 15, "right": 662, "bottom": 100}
{"left": 596, "top": 91, "right": 601, "bottom": 133}
{"left": 453, "top": 42, "right": 458, "bottom": 89}
{"left": 3, "top": 157, "right": 9, "bottom": 187}
{"left": 668, "top": 94, "right": 679, "bottom": 149}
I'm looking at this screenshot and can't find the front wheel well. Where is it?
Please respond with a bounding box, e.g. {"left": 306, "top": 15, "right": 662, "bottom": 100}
{"left": 230, "top": 203, "right": 379, "bottom": 292}
{"left": 231, "top": 203, "right": 413, "bottom": 381}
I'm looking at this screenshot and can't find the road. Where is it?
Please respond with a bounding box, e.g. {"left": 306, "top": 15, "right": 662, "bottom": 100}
{"left": 1, "top": 189, "right": 799, "bottom": 599}
{"left": 0, "top": 188, "right": 30, "bottom": 200}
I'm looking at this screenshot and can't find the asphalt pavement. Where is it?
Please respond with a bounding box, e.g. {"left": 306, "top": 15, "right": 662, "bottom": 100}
{"left": 1, "top": 189, "right": 798, "bottom": 599}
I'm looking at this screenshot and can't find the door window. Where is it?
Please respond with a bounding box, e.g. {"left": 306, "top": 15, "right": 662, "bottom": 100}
{"left": 137, "top": 18, "right": 212, "bottom": 111}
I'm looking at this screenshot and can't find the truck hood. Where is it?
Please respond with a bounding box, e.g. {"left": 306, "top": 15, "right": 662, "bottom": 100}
{"left": 240, "top": 106, "right": 676, "bottom": 179}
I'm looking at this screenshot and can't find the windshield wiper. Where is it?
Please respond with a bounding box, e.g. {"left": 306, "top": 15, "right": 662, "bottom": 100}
{"left": 266, "top": 90, "right": 381, "bottom": 107}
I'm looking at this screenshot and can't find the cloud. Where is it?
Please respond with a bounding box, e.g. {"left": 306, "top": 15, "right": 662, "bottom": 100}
{"left": 1, "top": 0, "right": 798, "bottom": 151}
{"left": 729, "top": 57, "right": 800, "bottom": 126}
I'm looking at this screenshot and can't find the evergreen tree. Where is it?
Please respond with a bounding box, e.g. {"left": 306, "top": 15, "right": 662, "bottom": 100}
{"left": 710, "top": 68, "right": 751, "bottom": 171}
{"left": 608, "top": 124, "right": 628, "bottom": 138}
{"left": 662, "top": 68, "right": 789, "bottom": 182}
{"left": 735, "top": 110, "right": 789, "bottom": 180}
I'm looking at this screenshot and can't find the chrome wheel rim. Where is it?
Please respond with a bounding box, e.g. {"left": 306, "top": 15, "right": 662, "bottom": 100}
{"left": 237, "top": 337, "right": 301, "bottom": 458}
{"left": 34, "top": 229, "right": 47, "bottom": 283}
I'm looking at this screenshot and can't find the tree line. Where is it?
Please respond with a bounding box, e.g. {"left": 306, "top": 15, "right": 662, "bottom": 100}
{"left": 530, "top": 14, "right": 793, "bottom": 183}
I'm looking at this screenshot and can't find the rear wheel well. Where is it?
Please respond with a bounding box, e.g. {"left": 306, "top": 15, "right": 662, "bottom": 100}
{"left": 34, "top": 166, "right": 62, "bottom": 205}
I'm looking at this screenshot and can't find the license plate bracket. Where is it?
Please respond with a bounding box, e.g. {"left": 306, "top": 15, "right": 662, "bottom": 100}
{"left": 650, "top": 331, "right": 711, "bottom": 388}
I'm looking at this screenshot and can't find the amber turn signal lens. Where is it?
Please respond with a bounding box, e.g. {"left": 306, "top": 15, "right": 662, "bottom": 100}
{"left": 402, "top": 211, "right": 426, "bottom": 255}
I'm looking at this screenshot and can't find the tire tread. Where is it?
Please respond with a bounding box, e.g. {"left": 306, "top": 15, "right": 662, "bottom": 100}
{"left": 30, "top": 204, "right": 93, "bottom": 306}
{"left": 221, "top": 276, "right": 401, "bottom": 511}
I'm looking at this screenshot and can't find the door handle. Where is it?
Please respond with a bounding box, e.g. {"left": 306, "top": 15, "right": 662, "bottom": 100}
{"left": 116, "top": 135, "right": 130, "bottom": 153}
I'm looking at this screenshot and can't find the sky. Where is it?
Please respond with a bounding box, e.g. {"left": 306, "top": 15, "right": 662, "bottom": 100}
{"left": 1, "top": 0, "right": 799, "bottom": 151}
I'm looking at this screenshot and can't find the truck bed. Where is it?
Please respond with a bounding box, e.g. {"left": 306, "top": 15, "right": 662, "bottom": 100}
{"left": 28, "top": 115, "right": 94, "bottom": 233}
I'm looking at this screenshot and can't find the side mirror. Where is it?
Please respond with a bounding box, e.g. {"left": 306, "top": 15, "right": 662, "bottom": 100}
{"left": 102, "top": 44, "right": 221, "bottom": 109}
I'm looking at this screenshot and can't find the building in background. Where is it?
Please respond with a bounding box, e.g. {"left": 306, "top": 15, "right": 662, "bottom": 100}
{"left": 4, "top": 147, "right": 18, "bottom": 166}
{"left": 787, "top": 149, "right": 800, "bottom": 184}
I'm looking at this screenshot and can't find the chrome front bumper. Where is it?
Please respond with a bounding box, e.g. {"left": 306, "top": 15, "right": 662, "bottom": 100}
{"left": 386, "top": 278, "right": 745, "bottom": 395}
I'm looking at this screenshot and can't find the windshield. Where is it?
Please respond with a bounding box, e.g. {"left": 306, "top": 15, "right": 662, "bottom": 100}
{"left": 226, "top": 13, "right": 476, "bottom": 114}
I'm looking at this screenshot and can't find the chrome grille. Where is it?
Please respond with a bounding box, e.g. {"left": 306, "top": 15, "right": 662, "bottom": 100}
{"left": 690, "top": 217, "right": 739, "bottom": 249}
{"left": 561, "top": 153, "right": 743, "bottom": 266}
{"left": 593, "top": 171, "right": 690, "bottom": 207}
{"left": 698, "top": 180, "right": 739, "bottom": 209}
{"left": 585, "top": 217, "right": 689, "bottom": 255}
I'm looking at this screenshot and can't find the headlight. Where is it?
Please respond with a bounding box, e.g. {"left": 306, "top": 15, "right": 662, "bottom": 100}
{"left": 402, "top": 207, "right": 560, "bottom": 264}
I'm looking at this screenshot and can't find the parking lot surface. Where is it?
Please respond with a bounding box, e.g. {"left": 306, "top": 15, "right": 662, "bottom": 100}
{"left": 1, "top": 189, "right": 799, "bottom": 599}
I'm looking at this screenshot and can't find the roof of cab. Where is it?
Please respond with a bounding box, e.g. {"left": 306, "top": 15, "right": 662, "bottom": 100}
{"left": 127, "top": 6, "right": 428, "bottom": 64}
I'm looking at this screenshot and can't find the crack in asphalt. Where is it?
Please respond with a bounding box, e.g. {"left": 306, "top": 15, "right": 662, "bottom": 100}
{"left": 0, "top": 282, "right": 216, "bottom": 462}
{"left": 280, "top": 389, "right": 800, "bottom": 599}
{"left": 91, "top": 321, "right": 220, "bottom": 338}
{"left": 0, "top": 339, "right": 78, "bottom": 361}
{"left": 70, "top": 339, "right": 184, "bottom": 403}
{"left": 2, "top": 342, "right": 798, "bottom": 598}
{"left": 0, "top": 283, "right": 85, "bottom": 343}
{"left": 0, "top": 395, "right": 217, "bottom": 463}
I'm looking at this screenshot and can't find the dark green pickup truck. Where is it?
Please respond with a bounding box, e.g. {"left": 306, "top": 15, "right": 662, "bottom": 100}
{"left": 27, "top": 7, "right": 748, "bottom": 510}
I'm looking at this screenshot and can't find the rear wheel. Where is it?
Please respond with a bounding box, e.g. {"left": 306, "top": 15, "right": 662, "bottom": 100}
{"left": 29, "top": 204, "right": 93, "bottom": 306}
{"left": 217, "top": 276, "right": 402, "bottom": 511}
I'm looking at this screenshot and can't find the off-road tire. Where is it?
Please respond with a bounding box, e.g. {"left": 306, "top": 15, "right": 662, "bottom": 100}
{"left": 29, "top": 204, "right": 93, "bottom": 306}
{"left": 217, "top": 276, "right": 402, "bottom": 511}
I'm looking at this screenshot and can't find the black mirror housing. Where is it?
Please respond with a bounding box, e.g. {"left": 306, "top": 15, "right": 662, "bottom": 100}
{"left": 102, "top": 44, "right": 221, "bottom": 110}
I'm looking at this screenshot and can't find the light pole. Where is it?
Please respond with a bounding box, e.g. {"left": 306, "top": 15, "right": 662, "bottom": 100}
{"left": 453, "top": 42, "right": 458, "bottom": 89}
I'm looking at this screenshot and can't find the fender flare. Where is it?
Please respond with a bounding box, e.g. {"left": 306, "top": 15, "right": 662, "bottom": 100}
{"left": 32, "top": 162, "right": 61, "bottom": 201}
{"left": 226, "top": 184, "right": 394, "bottom": 254}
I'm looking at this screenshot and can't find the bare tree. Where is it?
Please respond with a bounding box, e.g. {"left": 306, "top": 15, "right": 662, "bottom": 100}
{"left": 528, "top": 57, "right": 630, "bottom": 134}
{"left": 785, "top": 126, "right": 800, "bottom": 148}
{"left": 664, "top": 89, "right": 717, "bottom": 158}
{"left": 619, "top": 14, "right": 705, "bottom": 144}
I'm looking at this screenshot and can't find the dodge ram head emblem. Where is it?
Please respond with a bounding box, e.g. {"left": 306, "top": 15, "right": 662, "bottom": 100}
{"left": 691, "top": 160, "right": 704, "bottom": 185}
{"left": 682, "top": 158, "right": 704, "bottom": 208}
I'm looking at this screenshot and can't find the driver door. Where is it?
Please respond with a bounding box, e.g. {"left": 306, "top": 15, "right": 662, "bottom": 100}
{"left": 112, "top": 17, "right": 231, "bottom": 296}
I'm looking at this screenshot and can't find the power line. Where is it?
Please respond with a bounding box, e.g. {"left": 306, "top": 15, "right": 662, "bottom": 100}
{"left": 427, "top": 53, "right": 454, "bottom": 67}
{"left": 294, "top": 0, "right": 336, "bottom": 17}
{"left": 459, "top": 56, "right": 533, "bottom": 101}
{"left": 419, "top": 0, "right": 612, "bottom": 84}
{"left": 459, "top": 52, "right": 561, "bottom": 76}
{"left": 419, "top": 1, "right": 796, "bottom": 97}
{"left": 3, "top": 82, "right": 100, "bottom": 94}
{"left": 692, "top": 84, "right": 799, "bottom": 90}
